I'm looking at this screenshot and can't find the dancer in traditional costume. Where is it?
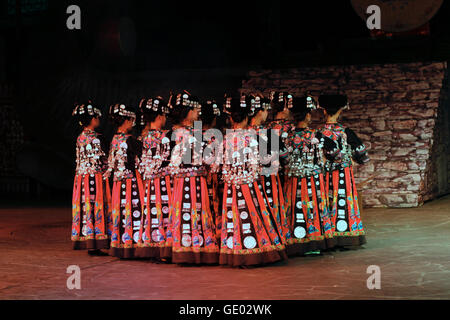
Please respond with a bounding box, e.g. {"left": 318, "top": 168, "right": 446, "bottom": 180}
{"left": 318, "top": 94, "right": 369, "bottom": 247}
{"left": 247, "top": 95, "right": 292, "bottom": 254}
{"left": 135, "top": 97, "right": 172, "bottom": 259}
{"left": 284, "top": 96, "right": 335, "bottom": 255}
{"left": 104, "top": 103, "right": 144, "bottom": 258}
{"left": 266, "top": 92, "right": 296, "bottom": 187}
{"left": 168, "top": 92, "right": 220, "bottom": 264}
{"left": 267, "top": 92, "right": 295, "bottom": 143}
{"left": 218, "top": 96, "right": 287, "bottom": 267}
{"left": 201, "top": 100, "right": 222, "bottom": 242}
{"left": 71, "top": 102, "right": 110, "bottom": 254}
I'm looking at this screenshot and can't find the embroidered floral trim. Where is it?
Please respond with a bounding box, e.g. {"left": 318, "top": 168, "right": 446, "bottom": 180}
{"left": 286, "top": 128, "right": 325, "bottom": 177}
{"left": 219, "top": 244, "right": 285, "bottom": 255}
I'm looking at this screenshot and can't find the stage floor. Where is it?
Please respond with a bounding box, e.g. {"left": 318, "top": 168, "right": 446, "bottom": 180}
{"left": 0, "top": 196, "right": 449, "bottom": 300}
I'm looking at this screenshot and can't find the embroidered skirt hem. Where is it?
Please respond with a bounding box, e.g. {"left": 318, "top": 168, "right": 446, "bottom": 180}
{"left": 172, "top": 250, "right": 219, "bottom": 264}
{"left": 135, "top": 244, "right": 172, "bottom": 258}
{"left": 109, "top": 247, "right": 137, "bottom": 259}
{"left": 333, "top": 234, "right": 366, "bottom": 247}
{"left": 219, "top": 248, "right": 286, "bottom": 267}
{"left": 72, "top": 238, "right": 110, "bottom": 250}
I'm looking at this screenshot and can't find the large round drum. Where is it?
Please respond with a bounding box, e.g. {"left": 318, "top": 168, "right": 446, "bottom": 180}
{"left": 351, "top": 0, "right": 443, "bottom": 32}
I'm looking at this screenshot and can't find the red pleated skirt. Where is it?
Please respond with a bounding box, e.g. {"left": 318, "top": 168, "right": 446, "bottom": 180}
{"left": 219, "top": 179, "right": 287, "bottom": 267}
{"left": 108, "top": 171, "right": 146, "bottom": 258}
{"left": 285, "top": 172, "right": 336, "bottom": 255}
{"left": 260, "top": 173, "right": 291, "bottom": 247}
{"left": 325, "top": 164, "right": 366, "bottom": 246}
{"left": 170, "top": 175, "right": 220, "bottom": 264}
{"left": 207, "top": 172, "right": 221, "bottom": 242}
{"left": 72, "top": 173, "right": 111, "bottom": 250}
{"left": 135, "top": 174, "right": 173, "bottom": 259}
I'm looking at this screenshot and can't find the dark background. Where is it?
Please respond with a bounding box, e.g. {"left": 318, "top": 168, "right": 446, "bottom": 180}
{"left": 1, "top": 0, "right": 450, "bottom": 202}
{"left": 3, "top": 1, "right": 450, "bottom": 74}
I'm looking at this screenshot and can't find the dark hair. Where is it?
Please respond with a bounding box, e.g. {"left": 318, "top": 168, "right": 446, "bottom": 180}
{"left": 201, "top": 102, "right": 217, "bottom": 127}
{"left": 110, "top": 114, "right": 132, "bottom": 129}
{"left": 73, "top": 102, "right": 99, "bottom": 128}
{"left": 319, "top": 94, "right": 348, "bottom": 115}
{"left": 169, "top": 92, "right": 197, "bottom": 125}
{"left": 170, "top": 105, "right": 191, "bottom": 125}
{"left": 247, "top": 108, "right": 264, "bottom": 123}
{"left": 215, "top": 112, "right": 228, "bottom": 131}
{"left": 229, "top": 109, "right": 247, "bottom": 124}
{"left": 291, "top": 96, "right": 310, "bottom": 122}
{"left": 75, "top": 113, "right": 96, "bottom": 128}
{"left": 271, "top": 101, "right": 285, "bottom": 115}
{"left": 228, "top": 97, "right": 249, "bottom": 124}
{"left": 270, "top": 92, "right": 288, "bottom": 115}
{"left": 142, "top": 111, "right": 160, "bottom": 124}
{"left": 139, "top": 97, "right": 167, "bottom": 129}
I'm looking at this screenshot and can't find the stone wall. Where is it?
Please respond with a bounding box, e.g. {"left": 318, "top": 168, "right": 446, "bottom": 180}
{"left": 241, "top": 62, "right": 449, "bottom": 208}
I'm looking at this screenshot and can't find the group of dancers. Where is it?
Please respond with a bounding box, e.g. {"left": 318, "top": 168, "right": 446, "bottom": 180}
{"left": 71, "top": 91, "right": 370, "bottom": 267}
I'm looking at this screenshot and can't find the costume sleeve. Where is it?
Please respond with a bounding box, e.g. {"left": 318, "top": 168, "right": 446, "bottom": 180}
{"left": 321, "top": 134, "right": 340, "bottom": 162}
{"left": 248, "top": 134, "right": 260, "bottom": 175}
{"left": 168, "top": 129, "right": 187, "bottom": 174}
{"left": 103, "top": 141, "right": 115, "bottom": 180}
{"left": 265, "top": 130, "right": 285, "bottom": 176}
{"left": 75, "top": 141, "right": 80, "bottom": 173}
{"left": 91, "top": 134, "right": 107, "bottom": 172}
{"left": 203, "top": 133, "right": 223, "bottom": 173}
{"left": 257, "top": 129, "right": 271, "bottom": 168}
{"left": 160, "top": 130, "right": 172, "bottom": 168}
{"left": 167, "top": 130, "right": 177, "bottom": 153}
{"left": 345, "top": 127, "right": 370, "bottom": 164}
{"left": 278, "top": 132, "right": 289, "bottom": 160}
{"left": 125, "top": 136, "right": 143, "bottom": 172}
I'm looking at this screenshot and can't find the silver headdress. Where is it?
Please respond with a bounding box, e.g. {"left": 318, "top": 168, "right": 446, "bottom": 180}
{"left": 306, "top": 95, "right": 317, "bottom": 110}
{"left": 109, "top": 103, "right": 136, "bottom": 119}
{"left": 72, "top": 102, "right": 102, "bottom": 117}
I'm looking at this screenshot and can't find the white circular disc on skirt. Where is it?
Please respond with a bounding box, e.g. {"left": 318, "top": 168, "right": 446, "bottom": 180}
{"left": 182, "top": 234, "right": 192, "bottom": 247}
{"left": 337, "top": 220, "right": 348, "bottom": 232}
{"left": 227, "top": 236, "right": 233, "bottom": 249}
{"left": 243, "top": 236, "right": 257, "bottom": 249}
{"left": 294, "top": 226, "right": 306, "bottom": 239}
{"left": 151, "top": 229, "right": 161, "bottom": 242}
